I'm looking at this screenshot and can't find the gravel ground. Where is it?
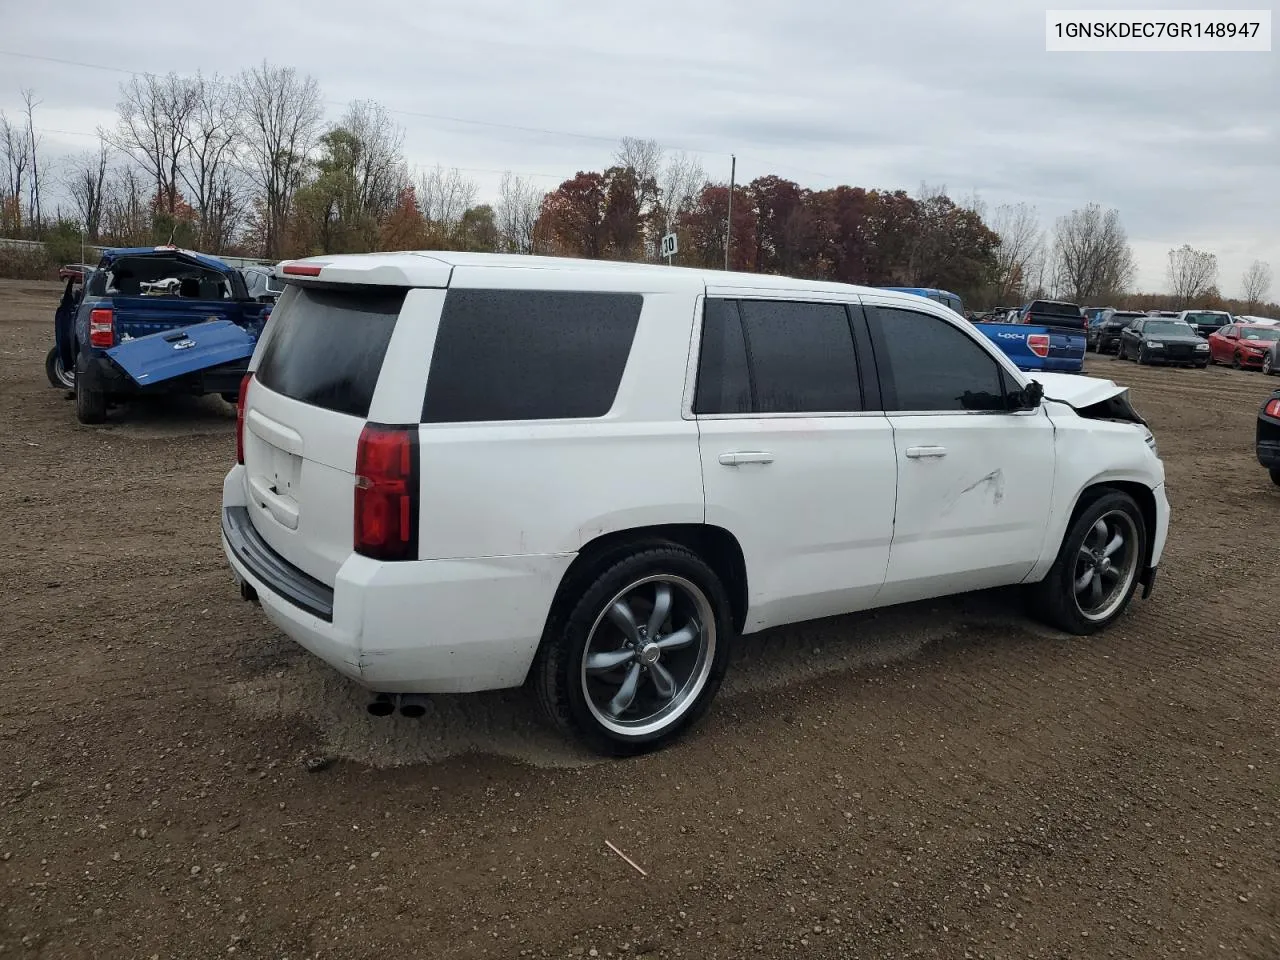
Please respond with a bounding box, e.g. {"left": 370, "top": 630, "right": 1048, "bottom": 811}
{"left": 1, "top": 279, "right": 1277, "bottom": 959}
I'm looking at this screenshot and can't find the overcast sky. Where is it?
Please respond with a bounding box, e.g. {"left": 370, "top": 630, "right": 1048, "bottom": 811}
{"left": 1, "top": 0, "right": 1275, "bottom": 296}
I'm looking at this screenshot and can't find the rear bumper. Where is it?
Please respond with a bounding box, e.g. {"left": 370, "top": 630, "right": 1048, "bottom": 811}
{"left": 220, "top": 467, "right": 574, "bottom": 693}
{"left": 80, "top": 351, "right": 248, "bottom": 396}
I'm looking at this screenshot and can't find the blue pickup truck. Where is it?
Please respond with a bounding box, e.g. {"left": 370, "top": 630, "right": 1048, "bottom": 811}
{"left": 882, "top": 288, "right": 1086, "bottom": 373}
{"left": 50, "top": 246, "right": 274, "bottom": 423}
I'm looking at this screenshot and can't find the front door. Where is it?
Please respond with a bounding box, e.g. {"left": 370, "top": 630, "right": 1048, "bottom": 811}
{"left": 862, "top": 300, "right": 1056, "bottom": 605}
{"left": 694, "top": 297, "right": 898, "bottom": 631}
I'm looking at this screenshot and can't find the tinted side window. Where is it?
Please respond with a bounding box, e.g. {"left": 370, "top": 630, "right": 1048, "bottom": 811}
{"left": 869, "top": 306, "right": 1007, "bottom": 412}
{"left": 422, "top": 290, "right": 642, "bottom": 423}
{"left": 256, "top": 285, "right": 405, "bottom": 418}
{"left": 738, "top": 300, "right": 861, "bottom": 413}
{"left": 693, "top": 299, "right": 752, "bottom": 415}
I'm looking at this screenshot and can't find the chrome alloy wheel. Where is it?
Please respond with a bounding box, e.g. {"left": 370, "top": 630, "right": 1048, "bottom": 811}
{"left": 580, "top": 574, "right": 715, "bottom": 738}
{"left": 1073, "top": 511, "right": 1140, "bottom": 622}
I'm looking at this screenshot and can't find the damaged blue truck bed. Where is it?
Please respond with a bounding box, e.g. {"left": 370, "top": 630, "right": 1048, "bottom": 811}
{"left": 53, "top": 246, "right": 274, "bottom": 424}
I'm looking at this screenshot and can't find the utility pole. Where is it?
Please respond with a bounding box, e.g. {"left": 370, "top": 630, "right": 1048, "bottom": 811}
{"left": 724, "top": 154, "right": 735, "bottom": 271}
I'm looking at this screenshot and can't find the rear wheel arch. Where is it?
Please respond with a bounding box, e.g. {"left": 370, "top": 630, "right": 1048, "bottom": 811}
{"left": 543, "top": 524, "right": 749, "bottom": 638}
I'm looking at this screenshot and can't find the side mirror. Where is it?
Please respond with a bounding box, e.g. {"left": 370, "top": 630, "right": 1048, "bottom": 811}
{"left": 1012, "top": 380, "right": 1044, "bottom": 410}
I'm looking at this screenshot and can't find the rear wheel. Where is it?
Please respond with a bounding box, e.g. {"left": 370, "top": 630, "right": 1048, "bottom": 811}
{"left": 45, "top": 346, "right": 75, "bottom": 389}
{"left": 74, "top": 370, "right": 107, "bottom": 424}
{"left": 1028, "top": 491, "right": 1147, "bottom": 635}
{"left": 534, "top": 544, "right": 732, "bottom": 755}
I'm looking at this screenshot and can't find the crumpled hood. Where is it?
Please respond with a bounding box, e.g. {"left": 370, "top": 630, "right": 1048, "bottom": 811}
{"left": 1030, "top": 372, "right": 1128, "bottom": 409}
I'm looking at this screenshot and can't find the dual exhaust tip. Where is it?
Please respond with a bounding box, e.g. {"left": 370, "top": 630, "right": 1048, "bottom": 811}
{"left": 367, "top": 693, "right": 428, "bottom": 719}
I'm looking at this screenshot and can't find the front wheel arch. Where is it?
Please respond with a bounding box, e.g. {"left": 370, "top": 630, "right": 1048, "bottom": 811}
{"left": 1061, "top": 481, "right": 1157, "bottom": 581}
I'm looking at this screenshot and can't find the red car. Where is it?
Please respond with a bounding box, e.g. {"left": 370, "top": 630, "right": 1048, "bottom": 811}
{"left": 1208, "top": 322, "right": 1280, "bottom": 369}
{"left": 57, "top": 263, "right": 94, "bottom": 283}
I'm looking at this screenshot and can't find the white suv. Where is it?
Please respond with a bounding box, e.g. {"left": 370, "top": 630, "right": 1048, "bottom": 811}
{"left": 222, "top": 252, "right": 1170, "bottom": 754}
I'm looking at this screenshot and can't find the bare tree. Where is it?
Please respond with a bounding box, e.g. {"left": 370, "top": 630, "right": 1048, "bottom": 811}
{"left": 418, "top": 165, "right": 477, "bottom": 237}
{"left": 0, "top": 109, "right": 31, "bottom": 234}
{"left": 343, "top": 100, "right": 408, "bottom": 223}
{"left": 1166, "top": 244, "right": 1218, "bottom": 304}
{"left": 177, "top": 74, "right": 242, "bottom": 251}
{"left": 106, "top": 72, "right": 201, "bottom": 216}
{"left": 990, "top": 202, "right": 1044, "bottom": 303}
{"left": 236, "top": 62, "right": 324, "bottom": 258}
{"left": 1051, "top": 204, "right": 1135, "bottom": 303}
{"left": 495, "top": 171, "right": 544, "bottom": 254}
{"left": 1240, "top": 259, "right": 1272, "bottom": 310}
{"left": 613, "top": 137, "right": 703, "bottom": 258}
{"left": 63, "top": 138, "right": 112, "bottom": 241}
{"left": 100, "top": 165, "right": 150, "bottom": 246}
{"left": 657, "top": 151, "right": 705, "bottom": 231}
{"left": 22, "top": 89, "right": 42, "bottom": 235}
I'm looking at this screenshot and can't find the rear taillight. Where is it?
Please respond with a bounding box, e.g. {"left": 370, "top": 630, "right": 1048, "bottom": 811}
{"left": 1027, "top": 334, "right": 1051, "bottom": 358}
{"left": 1265, "top": 399, "right": 1280, "bottom": 419}
{"left": 354, "top": 424, "right": 419, "bottom": 562}
{"left": 235, "top": 373, "right": 252, "bottom": 464}
{"left": 89, "top": 308, "right": 114, "bottom": 347}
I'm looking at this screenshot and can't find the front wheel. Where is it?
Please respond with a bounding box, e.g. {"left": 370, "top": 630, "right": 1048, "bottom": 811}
{"left": 1028, "top": 491, "right": 1148, "bottom": 635}
{"left": 1263, "top": 353, "right": 1275, "bottom": 376}
{"left": 45, "top": 346, "right": 75, "bottom": 389}
{"left": 1232, "top": 352, "right": 1243, "bottom": 370}
{"left": 1271, "top": 467, "right": 1280, "bottom": 487}
{"left": 534, "top": 545, "right": 732, "bottom": 755}
{"left": 1136, "top": 347, "right": 1149, "bottom": 365}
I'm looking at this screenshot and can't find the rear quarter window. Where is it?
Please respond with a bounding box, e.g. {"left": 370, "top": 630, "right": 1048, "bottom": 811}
{"left": 255, "top": 285, "right": 406, "bottom": 418}
{"left": 422, "top": 290, "right": 642, "bottom": 423}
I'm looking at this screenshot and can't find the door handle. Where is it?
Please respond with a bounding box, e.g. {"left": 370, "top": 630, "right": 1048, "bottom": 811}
{"left": 905, "top": 445, "right": 948, "bottom": 459}
{"left": 718, "top": 451, "right": 774, "bottom": 466}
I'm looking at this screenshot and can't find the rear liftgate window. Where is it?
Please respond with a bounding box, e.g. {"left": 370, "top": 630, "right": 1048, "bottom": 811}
{"left": 255, "top": 285, "right": 406, "bottom": 418}
{"left": 422, "top": 290, "right": 643, "bottom": 422}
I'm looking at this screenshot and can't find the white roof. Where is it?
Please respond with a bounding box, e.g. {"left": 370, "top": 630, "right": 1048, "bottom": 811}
{"left": 278, "top": 249, "right": 920, "bottom": 303}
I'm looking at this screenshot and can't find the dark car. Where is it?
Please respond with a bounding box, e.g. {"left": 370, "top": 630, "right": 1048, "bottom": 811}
{"left": 1020, "top": 300, "right": 1086, "bottom": 330}
{"left": 1178, "top": 309, "right": 1233, "bottom": 338}
{"left": 1117, "top": 318, "right": 1210, "bottom": 367}
{"left": 1257, "top": 389, "right": 1280, "bottom": 486}
{"left": 1090, "top": 309, "right": 1147, "bottom": 353}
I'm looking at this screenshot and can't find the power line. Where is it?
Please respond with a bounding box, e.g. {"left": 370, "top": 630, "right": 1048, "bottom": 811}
{"left": 0, "top": 49, "right": 725, "bottom": 160}
{"left": 1, "top": 48, "right": 853, "bottom": 187}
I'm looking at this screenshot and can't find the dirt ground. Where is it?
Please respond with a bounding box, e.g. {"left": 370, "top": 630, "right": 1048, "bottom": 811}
{"left": 1, "top": 278, "right": 1276, "bottom": 960}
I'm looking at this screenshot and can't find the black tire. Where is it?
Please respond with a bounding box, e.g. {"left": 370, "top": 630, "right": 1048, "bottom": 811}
{"left": 45, "top": 346, "right": 75, "bottom": 389}
{"left": 1263, "top": 352, "right": 1275, "bottom": 376}
{"left": 74, "top": 365, "right": 107, "bottom": 424}
{"left": 534, "top": 543, "right": 733, "bottom": 756}
{"left": 1271, "top": 467, "right": 1280, "bottom": 487}
{"left": 1232, "top": 352, "right": 1243, "bottom": 370}
{"left": 1136, "top": 347, "right": 1149, "bottom": 365}
{"left": 1028, "top": 490, "right": 1148, "bottom": 636}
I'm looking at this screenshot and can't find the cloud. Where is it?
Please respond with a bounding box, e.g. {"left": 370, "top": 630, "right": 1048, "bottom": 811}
{"left": 0, "top": 0, "right": 1274, "bottom": 295}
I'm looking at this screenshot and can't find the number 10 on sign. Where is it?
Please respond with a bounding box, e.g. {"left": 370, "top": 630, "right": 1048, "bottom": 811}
{"left": 661, "top": 233, "right": 678, "bottom": 262}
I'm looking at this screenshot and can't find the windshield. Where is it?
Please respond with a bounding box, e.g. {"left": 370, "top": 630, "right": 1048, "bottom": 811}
{"left": 1108, "top": 313, "right": 1144, "bottom": 325}
{"left": 1145, "top": 321, "right": 1195, "bottom": 337}
{"left": 1239, "top": 327, "right": 1280, "bottom": 341}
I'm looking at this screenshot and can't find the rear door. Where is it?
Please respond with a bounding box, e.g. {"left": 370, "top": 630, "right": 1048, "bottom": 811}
{"left": 242, "top": 283, "right": 439, "bottom": 584}
{"left": 695, "top": 296, "right": 898, "bottom": 631}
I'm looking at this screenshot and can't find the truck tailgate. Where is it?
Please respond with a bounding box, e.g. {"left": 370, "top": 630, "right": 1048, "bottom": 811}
{"left": 106, "top": 320, "right": 257, "bottom": 386}
{"left": 974, "top": 323, "right": 1085, "bottom": 372}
